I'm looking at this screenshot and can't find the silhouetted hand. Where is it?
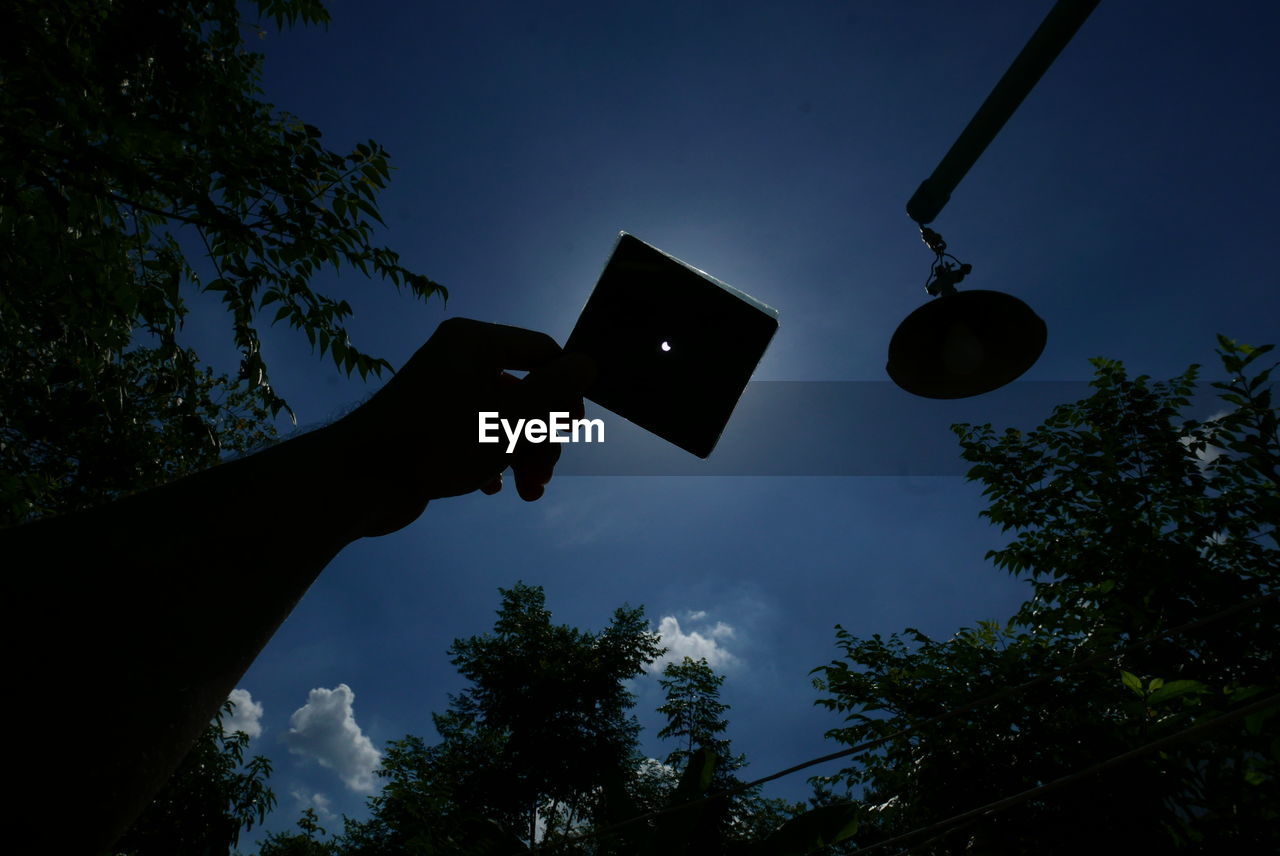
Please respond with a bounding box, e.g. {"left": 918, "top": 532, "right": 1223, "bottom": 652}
{"left": 329, "top": 317, "right": 596, "bottom": 537}
{"left": 6, "top": 316, "right": 596, "bottom": 853}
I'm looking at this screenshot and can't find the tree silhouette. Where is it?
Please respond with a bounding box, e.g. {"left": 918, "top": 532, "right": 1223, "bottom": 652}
{"left": 113, "top": 699, "right": 276, "bottom": 856}
{"left": 811, "top": 337, "right": 1279, "bottom": 853}
{"left": 656, "top": 657, "right": 803, "bottom": 848}
{"left": 3, "top": 0, "right": 442, "bottom": 848}
{"left": 658, "top": 657, "right": 734, "bottom": 769}
{"left": 1, "top": 0, "right": 444, "bottom": 528}
{"left": 337, "top": 583, "right": 665, "bottom": 851}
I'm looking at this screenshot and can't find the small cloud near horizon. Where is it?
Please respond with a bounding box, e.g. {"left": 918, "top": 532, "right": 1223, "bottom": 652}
{"left": 648, "top": 613, "right": 739, "bottom": 673}
{"left": 290, "top": 789, "right": 337, "bottom": 823}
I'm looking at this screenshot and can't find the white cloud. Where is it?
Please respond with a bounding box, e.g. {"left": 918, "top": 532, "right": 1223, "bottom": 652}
{"left": 1180, "top": 409, "right": 1234, "bottom": 467}
{"left": 648, "top": 614, "right": 739, "bottom": 673}
{"left": 639, "top": 756, "right": 678, "bottom": 779}
{"left": 223, "top": 688, "right": 263, "bottom": 739}
{"left": 632, "top": 757, "right": 679, "bottom": 792}
{"left": 284, "top": 684, "right": 381, "bottom": 792}
{"left": 290, "top": 789, "right": 336, "bottom": 823}
{"left": 1179, "top": 433, "right": 1222, "bottom": 466}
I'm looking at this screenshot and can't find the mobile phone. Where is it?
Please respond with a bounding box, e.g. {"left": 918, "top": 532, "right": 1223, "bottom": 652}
{"left": 564, "top": 232, "right": 779, "bottom": 458}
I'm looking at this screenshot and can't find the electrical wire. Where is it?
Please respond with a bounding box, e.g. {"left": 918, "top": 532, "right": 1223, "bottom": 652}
{"left": 869, "top": 692, "right": 1280, "bottom": 856}
{"left": 525, "top": 588, "right": 1277, "bottom": 854}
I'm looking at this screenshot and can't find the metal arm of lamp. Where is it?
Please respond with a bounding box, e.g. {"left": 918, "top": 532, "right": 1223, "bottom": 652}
{"left": 889, "top": 0, "right": 1100, "bottom": 399}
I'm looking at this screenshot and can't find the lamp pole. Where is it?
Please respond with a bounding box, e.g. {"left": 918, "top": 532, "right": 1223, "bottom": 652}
{"left": 888, "top": 0, "right": 1101, "bottom": 399}
{"left": 906, "top": 0, "right": 1101, "bottom": 226}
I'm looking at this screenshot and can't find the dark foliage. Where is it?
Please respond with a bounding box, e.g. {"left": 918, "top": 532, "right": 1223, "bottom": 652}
{"left": 811, "top": 338, "right": 1278, "bottom": 853}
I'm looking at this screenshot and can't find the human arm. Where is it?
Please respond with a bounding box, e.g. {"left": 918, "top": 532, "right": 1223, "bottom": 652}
{"left": 2, "top": 318, "right": 593, "bottom": 852}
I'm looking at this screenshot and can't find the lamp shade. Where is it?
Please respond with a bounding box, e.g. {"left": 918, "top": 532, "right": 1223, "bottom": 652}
{"left": 887, "top": 289, "right": 1046, "bottom": 398}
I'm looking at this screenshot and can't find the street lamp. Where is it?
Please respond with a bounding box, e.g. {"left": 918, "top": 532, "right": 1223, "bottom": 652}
{"left": 888, "top": 0, "right": 1100, "bottom": 398}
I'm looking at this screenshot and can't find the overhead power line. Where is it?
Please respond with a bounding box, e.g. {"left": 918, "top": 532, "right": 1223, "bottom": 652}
{"left": 874, "top": 692, "right": 1280, "bottom": 856}
{"left": 528, "top": 588, "right": 1277, "bottom": 854}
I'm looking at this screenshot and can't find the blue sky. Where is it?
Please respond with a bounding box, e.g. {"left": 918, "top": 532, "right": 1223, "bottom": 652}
{"left": 190, "top": 1, "right": 1280, "bottom": 846}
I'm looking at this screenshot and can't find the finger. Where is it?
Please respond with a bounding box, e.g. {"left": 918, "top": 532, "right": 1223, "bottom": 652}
{"left": 500, "top": 354, "right": 594, "bottom": 501}
{"left": 494, "top": 370, "right": 585, "bottom": 418}
{"left": 513, "top": 449, "right": 558, "bottom": 500}
{"left": 504, "top": 353, "right": 596, "bottom": 423}
{"left": 479, "top": 472, "right": 503, "bottom": 495}
{"left": 497, "top": 370, "right": 587, "bottom": 421}
{"left": 516, "top": 480, "right": 544, "bottom": 502}
{"left": 434, "top": 317, "right": 564, "bottom": 374}
{"left": 523, "top": 352, "right": 597, "bottom": 395}
{"left": 512, "top": 436, "right": 561, "bottom": 502}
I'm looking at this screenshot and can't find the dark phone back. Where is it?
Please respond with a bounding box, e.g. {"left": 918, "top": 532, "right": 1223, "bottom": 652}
{"left": 564, "top": 233, "right": 779, "bottom": 458}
